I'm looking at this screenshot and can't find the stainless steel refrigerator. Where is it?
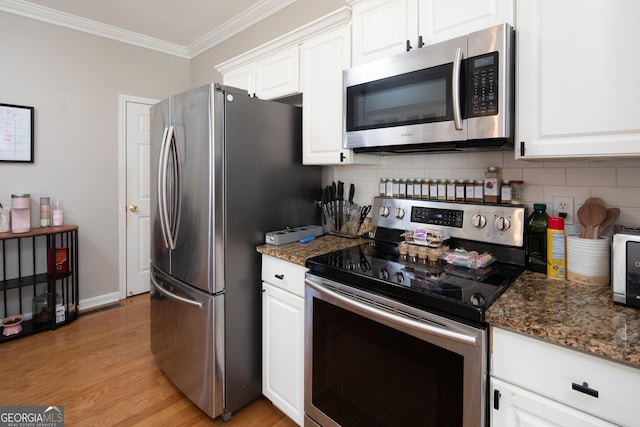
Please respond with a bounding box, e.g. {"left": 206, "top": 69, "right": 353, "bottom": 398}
{"left": 149, "top": 83, "right": 320, "bottom": 420}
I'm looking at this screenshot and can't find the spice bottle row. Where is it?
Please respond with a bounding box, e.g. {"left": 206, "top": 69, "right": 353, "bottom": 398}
{"left": 379, "top": 167, "right": 524, "bottom": 204}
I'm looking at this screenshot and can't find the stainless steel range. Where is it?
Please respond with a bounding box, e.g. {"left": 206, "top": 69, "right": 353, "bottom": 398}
{"left": 304, "top": 197, "right": 526, "bottom": 427}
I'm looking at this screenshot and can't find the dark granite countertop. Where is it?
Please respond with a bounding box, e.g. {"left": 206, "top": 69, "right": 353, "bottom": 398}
{"left": 257, "top": 234, "right": 369, "bottom": 266}
{"left": 486, "top": 270, "right": 640, "bottom": 369}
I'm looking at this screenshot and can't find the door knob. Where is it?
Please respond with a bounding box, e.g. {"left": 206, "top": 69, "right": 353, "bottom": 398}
{"left": 129, "top": 205, "right": 138, "bottom": 213}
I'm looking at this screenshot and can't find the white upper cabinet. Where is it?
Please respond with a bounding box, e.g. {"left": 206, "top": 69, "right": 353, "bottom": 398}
{"left": 516, "top": 0, "right": 640, "bottom": 159}
{"left": 352, "top": 0, "right": 514, "bottom": 65}
{"left": 223, "top": 46, "right": 299, "bottom": 100}
{"left": 223, "top": 63, "right": 255, "bottom": 96}
{"left": 351, "top": 0, "right": 418, "bottom": 65}
{"left": 420, "top": 0, "right": 514, "bottom": 44}
{"left": 301, "top": 25, "right": 377, "bottom": 165}
{"left": 255, "top": 47, "right": 300, "bottom": 100}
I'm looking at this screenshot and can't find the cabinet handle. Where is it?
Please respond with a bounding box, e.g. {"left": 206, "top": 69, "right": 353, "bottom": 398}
{"left": 417, "top": 35, "right": 425, "bottom": 48}
{"left": 493, "top": 389, "right": 501, "bottom": 410}
{"left": 275, "top": 274, "right": 284, "bottom": 280}
{"left": 406, "top": 40, "right": 412, "bottom": 52}
{"left": 520, "top": 141, "right": 526, "bottom": 157}
{"left": 572, "top": 382, "right": 599, "bottom": 398}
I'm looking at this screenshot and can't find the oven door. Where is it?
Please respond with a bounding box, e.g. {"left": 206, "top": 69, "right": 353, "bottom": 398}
{"left": 343, "top": 35, "right": 467, "bottom": 150}
{"left": 304, "top": 274, "right": 486, "bottom": 427}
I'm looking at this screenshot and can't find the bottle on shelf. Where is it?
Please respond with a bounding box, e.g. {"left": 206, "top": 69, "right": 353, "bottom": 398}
{"left": 484, "top": 166, "right": 502, "bottom": 203}
{"left": 40, "top": 197, "right": 50, "bottom": 227}
{"left": 526, "top": 203, "right": 549, "bottom": 273}
{"left": 52, "top": 200, "right": 64, "bottom": 226}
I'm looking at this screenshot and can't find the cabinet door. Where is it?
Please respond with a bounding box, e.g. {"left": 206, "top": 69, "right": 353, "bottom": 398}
{"left": 351, "top": 0, "right": 418, "bottom": 65}
{"left": 419, "top": 0, "right": 514, "bottom": 45}
{"left": 223, "top": 63, "right": 255, "bottom": 96}
{"left": 491, "top": 378, "right": 617, "bottom": 427}
{"left": 262, "top": 282, "right": 304, "bottom": 426}
{"left": 301, "top": 26, "right": 352, "bottom": 165}
{"left": 255, "top": 46, "right": 300, "bottom": 100}
{"left": 516, "top": 0, "right": 640, "bottom": 159}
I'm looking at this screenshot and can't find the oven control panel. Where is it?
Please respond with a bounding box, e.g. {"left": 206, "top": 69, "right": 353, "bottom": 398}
{"left": 372, "top": 197, "right": 525, "bottom": 247}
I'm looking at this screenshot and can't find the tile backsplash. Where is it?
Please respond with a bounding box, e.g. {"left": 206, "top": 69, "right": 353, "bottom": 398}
{"left": 327, "top": 151, "right": 640, "bottom": 235}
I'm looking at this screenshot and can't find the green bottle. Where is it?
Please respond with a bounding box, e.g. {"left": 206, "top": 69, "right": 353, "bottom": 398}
{"left": 526, "top": 203, "right": 549, "bottom": 273}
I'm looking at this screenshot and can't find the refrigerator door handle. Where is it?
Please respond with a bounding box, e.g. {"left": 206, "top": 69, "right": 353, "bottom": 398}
{"left": 158, "top": 126, "right": 171, "bottom": 249}
{"left": 167, "top": 126, "right": 182, "bottom": 249}
{"left": 151, "top": 271, "right": 204, "bottom": 309}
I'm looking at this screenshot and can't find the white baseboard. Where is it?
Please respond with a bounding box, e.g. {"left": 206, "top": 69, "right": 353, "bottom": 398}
{"left": 79, "top": 292, "right": 121, "bottom": 312}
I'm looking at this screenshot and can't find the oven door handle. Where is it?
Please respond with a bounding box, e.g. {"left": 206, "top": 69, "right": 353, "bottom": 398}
{"left": 306, "top": 279, "right": 477, "bottom": 346}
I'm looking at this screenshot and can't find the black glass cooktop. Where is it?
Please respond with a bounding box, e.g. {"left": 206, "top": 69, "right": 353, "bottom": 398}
{"left": 305, "top": 241, "right": 523, "bottom": 325}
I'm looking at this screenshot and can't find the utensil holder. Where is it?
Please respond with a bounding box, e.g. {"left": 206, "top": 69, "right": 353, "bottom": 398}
{"left": 566, "top": 234, "right": 611, "bottom": 286}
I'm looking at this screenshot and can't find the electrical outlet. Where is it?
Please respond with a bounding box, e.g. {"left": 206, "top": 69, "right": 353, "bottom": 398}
{"left": 552, "top": 196, "right": 574, "bottom": 225}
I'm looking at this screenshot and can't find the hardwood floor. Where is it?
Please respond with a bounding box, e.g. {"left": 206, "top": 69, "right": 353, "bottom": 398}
{"left": 0, "top": 294, "right": 297, "bottom": 426}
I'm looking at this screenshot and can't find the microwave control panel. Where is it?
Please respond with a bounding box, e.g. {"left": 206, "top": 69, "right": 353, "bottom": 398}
{"left": 466, "top": 51, "right": 499, "bottom": 117}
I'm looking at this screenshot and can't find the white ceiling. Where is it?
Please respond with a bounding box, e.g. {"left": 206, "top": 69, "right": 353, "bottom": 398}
{"left": 0, "top": 0, "right": 297, "bottom": 58}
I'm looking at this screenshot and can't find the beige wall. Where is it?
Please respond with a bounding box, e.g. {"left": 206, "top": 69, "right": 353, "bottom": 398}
{"left": 191, "top": 0, "right": 347, "bottom": 86}
{"left": 0, "top": 12, "right": 191, "bottom": 303}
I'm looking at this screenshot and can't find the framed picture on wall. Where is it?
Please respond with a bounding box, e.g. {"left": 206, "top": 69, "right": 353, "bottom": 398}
{"left": 0, "top": 103, "right": 34, "bottom": 163}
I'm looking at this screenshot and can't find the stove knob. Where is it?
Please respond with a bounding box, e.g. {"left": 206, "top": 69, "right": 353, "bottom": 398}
{"left": 379, "top": 205, "right": 390, "bottom": 217}
{"left": 395, "top": 272, "right": 405, "bottom": 283}
{"left": 470, "top": 293, "right": 485, "bottom": 306}
{"left": 495, "top": 216, "right": 511, "bottom": 232}
{"left": 379, "top": 268, "right": 390, "bottom": 280}
{"left": 471, "top": 214, "right": 487, "bottom": 228}
{"left": 395, "top": 207, "right": 405, "bottom": 219}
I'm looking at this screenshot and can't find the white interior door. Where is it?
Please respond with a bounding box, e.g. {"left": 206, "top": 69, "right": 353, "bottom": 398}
{"left": 125, "top": 100, "right": 153, "bottom": 296}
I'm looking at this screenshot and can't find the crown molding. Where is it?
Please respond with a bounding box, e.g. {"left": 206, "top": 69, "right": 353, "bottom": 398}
{"left": 188, "top": 0, "right": 296, "bottom": 58}
{"left": 0, "top": 0, "right": 298, "bottom": 59}
{"left": 216, "top": 5, "right": 351, "bottom": 73}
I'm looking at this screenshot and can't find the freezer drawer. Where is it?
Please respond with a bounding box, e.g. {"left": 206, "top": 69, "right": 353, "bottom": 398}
{"left": 150, "top": 266, "right": 224, "bottom": 418}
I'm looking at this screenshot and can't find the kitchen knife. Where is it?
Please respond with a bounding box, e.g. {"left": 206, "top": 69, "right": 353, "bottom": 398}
{"left": 320, "top": 189, "right": 328, "bottom": 224}
{"left": 330, "top": 182, "right": 337, "bottom": 230}
{"left": 337, "top": 181, "right": 344, "bottom": 231}
{"left": 347, "top": 183, "right": 355, "bottom": 224}
{"left": 323, "top": 186, "right": 332, "bottom": 225}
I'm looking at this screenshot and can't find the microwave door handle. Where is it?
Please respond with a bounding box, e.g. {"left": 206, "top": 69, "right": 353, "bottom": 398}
{"left": 452, "top": 47, "right": 464, "bottom": 130}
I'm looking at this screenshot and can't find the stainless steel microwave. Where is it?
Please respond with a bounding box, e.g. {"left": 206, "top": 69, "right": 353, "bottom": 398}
{"left": 343, "top": 23, "right": 514, "bottom": 154}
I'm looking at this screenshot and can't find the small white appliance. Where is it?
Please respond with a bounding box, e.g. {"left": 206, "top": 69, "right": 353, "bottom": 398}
{"left": 612, "top": 227, "right": 640, "bottom": 308}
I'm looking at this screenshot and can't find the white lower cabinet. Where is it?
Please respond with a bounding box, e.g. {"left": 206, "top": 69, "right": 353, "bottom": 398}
{"left": 491, "top": 378, "right": 617, "bottom": 427}
{"left": 490, "top": 327, "right": 640, "bottom": 427}
{"left": 261, "top": 255, "right": 306, "bottom": 426}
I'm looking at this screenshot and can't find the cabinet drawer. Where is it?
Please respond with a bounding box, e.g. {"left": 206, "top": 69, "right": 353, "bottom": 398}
{"left": 261, "top": 255, "right": 307, "bottom": 298}
{"left": 491, "top": 327, "right": 640, "bottom": 426}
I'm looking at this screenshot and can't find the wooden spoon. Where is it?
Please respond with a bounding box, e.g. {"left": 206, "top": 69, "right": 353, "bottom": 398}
{"left": 584, "top": 198, "right": 607, "bottom": 238}
{"left": 594, "top": 207, "right": 620, "bottom": 238}
{"left": 577, "top": 202, "right": 606, "bottom": 239}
